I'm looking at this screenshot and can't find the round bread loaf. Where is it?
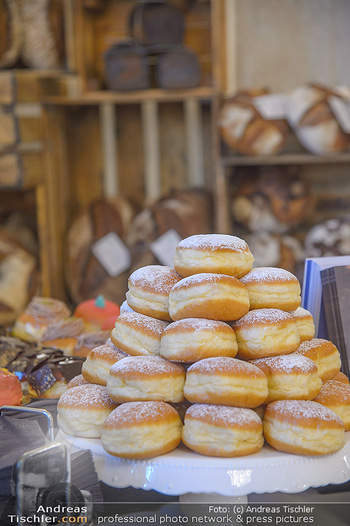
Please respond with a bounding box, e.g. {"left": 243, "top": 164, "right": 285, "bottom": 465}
{"left": 173, "top": 234, "right": 254, "bottom": 279}
{"left": 314, "top": 380, "right": 350, "bottom": 431}
{"left": 111, "top": 311, "right": 168, "bottom": 356}
{"left": 182, "top": 403, "right": 264, "bottom": 457}
{"left": 57, "top": 384, "right": 117, "bottom": 438}
{"left": 126, "top": 265, "right": 182, "bottom": 321}
{"left": 101, "top": 401, "right": 182, "bottom": 459}
{"left": 160, "top": 318, "right": 238, "bottom": 363}
{"left": 263, "top": 399, "right": 345, "bottom": 455}
{"left": 250, "top": 354, "right": 322, "bottom": 403}
{"left": 289, "top": 307, "right": 315, "bottom": 342}
{"left": 169, "top": 273, "right": 250, "bottom": 322}
{"left": 183, "top": 357, "right": 268, "bottom": 408}
{"left": 107, "top": 355, "right": 186, "bottom": 403}
{"left": 240, "top": 267, "right": 301, "bottom": 311}
{"left": 294, "top": 338, "right": 341, "bottom": 381}
{"left": 233, "top": 309, "right": 300, "bottom": 360}
{"left": 82, "top": 341, "right": 128, "bottom": 386}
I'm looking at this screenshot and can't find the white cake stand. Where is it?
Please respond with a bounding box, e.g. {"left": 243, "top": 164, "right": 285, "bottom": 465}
{"left": 59, "top": 431, "right": 350, "bottom": 498}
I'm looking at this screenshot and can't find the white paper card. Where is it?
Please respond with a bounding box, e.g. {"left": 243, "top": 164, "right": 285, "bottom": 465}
{"left": 329, "top": 96, "right": 350, "bottom": 134}
{"left": 253, "top": 93, "right": 288, "bottom": 120}
{"left": 150, "top": 229, "right": 181, "bottom": 268}
{"left": 92, "top": 232, "right": 131, "bottom": 277}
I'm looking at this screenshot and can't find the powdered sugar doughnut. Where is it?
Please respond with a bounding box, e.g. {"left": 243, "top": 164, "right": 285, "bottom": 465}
{"left": 331, "top": 372, "right": 349, "bottom": 385}
{"left": 250, "top": 354, "right": 322, "bottom": 403}
{"left": 240, "top": 267, "right": 301, "bottom": 311}
{"left": 82, "top": 341, "right": 128, "bottom": 386}
{"left": 184, "top": 357, "right": 268, "bottom": 407}
{"left": 233, "top": 309, "right": 300, "bottom": 360}
{"left": 126, "top": 265, "right": 182, "bottom": 321}
{"left": 294, "top": 338, "right": 341, "bottom": 381}
{"left": 182, "top": 404, "right": 264, "bottom": 457}
{"left": 263, "top": 400, "right": 345, "bottom": 455}
{"left": 169, "top": 273, "right": 250, "bottom": 322}
{"left": 160, "top": 318, "right": 238, "bottom": 363}
{"left": 66, "top": 374, "right": 90, "bottom": 389}
{"left": 314, "top": 380, "right": 350, "bottom": 430}
{"left": 101, "top": 401, "right": 182, "bottom": 458}
{"left": 107, "top": 356, "right": 186, "bottom": 403}
{"left": 57, "top": 384, "right": 117, "bottom": 438}
{"left": 174, "top": 234, "right": 254, "bottom": 279}
{"left": 290, "top": 307, "right": 315, "bottom": 342}
{"left": 111, "top": 312, "right": 168, "bottom": 356}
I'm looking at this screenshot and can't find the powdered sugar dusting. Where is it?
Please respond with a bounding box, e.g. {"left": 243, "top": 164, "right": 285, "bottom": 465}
{"left": 58, "top": 384, "right": 116, "bottom": 408}
{"left": 187, "top": 357, "right": 264, "bottom": 378}
{"left": 290, "top": 307, "right": 313, "bottom": 320}
{"left": 171, "top": 273, "right": 241, "bottom": 290}
{"left": 104, "top": 401, "right": 177, "bottom": 426}
{"left": 164, "top": 318, "right": 233, "bottom": 333}
{"left": 241, "top": 267, "right": 298, "bottom": 284}
{"left": 296, "top": 338, "right": 333, "bottom": 353}
{"left": 129, "top": 265, "right": 181, "bottom": 293}
{"left": 116, "top": 312, "right": 169, "bottom": 335}
{"left": 186, "top": 403, "right": 262, "bottom": 426}
{"left": 92, "top": 344, "right": 128, "bottom": 361}
{"left": 234, "top": 309, "right": 292, "bottom": 327}
{"left": 252, "top": 354, "right": 317, "bottom": 373}
{"left": 110, "top": 355, "right": 185, "bottom": 376}
{"left": 268, "top": 400, "right": 343, "bottom": 424}
{"left": 316, "top": 381, "right": 350, "bottom": 402}
{"left": 177, "top": 234, "right": 250, "bottom": 253}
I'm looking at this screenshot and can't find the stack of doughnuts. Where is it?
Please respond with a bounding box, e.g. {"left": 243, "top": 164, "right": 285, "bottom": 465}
{"left": 57, "top": 233, "right": 348, "bottom": 460}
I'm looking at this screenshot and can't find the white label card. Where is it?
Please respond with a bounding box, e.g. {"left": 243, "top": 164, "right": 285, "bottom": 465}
{"left": 150, "top": 230, "right": 182, "bottom": 268}
{"left": 92, "top": 232, "right": 131, "bottom": 277}
{"left": 253, "top": 93, "right": 288, "bottom": 120}
{"left": 328, "top": 96, "right": 350, "bottom": 134}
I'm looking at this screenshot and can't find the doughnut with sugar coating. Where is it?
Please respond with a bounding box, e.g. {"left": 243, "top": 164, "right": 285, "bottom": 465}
{"left": 174, "top": 234, "right": 254, "bottom": 279}
{"left": 82, "top": 340, "right": 128, "bottom": 386}
{"left": 314, "top": 380, "right": 350, "bottom": 431}
{"left": 330, "top": 372, "right": 349, "bottom": 385}
{"left": 67, "top": 374, "right": 90, "bottom": 389}
{"left": 263, "top": 399, "right": 345, "bottom": 455}
{"left": 182, "top": 404, "right": 264, "bottom": 457}
{"left": 160, "top": 318, "right": 238, "bottom": 363}
{"left": 290, "top": 307, "right": 315, "bottom": 342}
{"left": 107, "top": 355, "right": 186, "bottom": 403}
{"left": 183, "top": 357, "right": 268, "bottom": 407}
{"left": 294, "top": 338, "right": 341, "bottom": 381}
{"left": 101, "top": 401, "right": 182, "bottom": 459}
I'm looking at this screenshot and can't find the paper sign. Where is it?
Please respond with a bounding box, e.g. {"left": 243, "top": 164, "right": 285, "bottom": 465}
{"left": 92, "top": 232, "right": 131, "bottom": 277}
{"left": 150, "top": 230, "right": 181, "bottom": 268}
{"left": 329, "top": 96, "right": 350, "bottom": 134}
{"left": 253, "top": 93, "right": 288, "bottom": 120}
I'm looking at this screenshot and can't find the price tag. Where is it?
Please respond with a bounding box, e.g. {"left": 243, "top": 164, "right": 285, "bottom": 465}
{"left": 253, "top": 93, "right": 288, "bottom": 120}
{"left": 150, "top": 229, "right": 181, "bottom": 268}
{"left": 329, "top": 96, "right": 350, "bottom": 133}
{"left": 92, "top": 232, "right": 131, "bottom": 277}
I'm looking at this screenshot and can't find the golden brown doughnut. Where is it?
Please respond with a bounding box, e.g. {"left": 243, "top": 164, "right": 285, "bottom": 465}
{"left": 57, "top": 384, "right": 117, "bottom": 438}
{"left": 263, "top": 399, "right": 345, "bottom": 455}
{"left": 107, "top": 355, "right": 186, "bottom": 403}
{"left": 101, "top": 401, "right": 182, "bottom": 459}
{"left": 169, "top": 273, "right": 250, "bottom": 322}
{"left": 182, "top": 404, "right": 264, "bottom": 457}
{"left": 233, "top": 308, "right": 300, "bottom": 360}
{"left": 289, "top": 307, "right": 315, "bottom": 342}
{"left": 82, "top": 341, "right": 128, "bottom": 386}
{"left": 160, "top": 318, "right": 238, "bottom": 363}
{"left": 66, "top": 374, "right": 90, "bottom": 389}
{"left": 294, "top": 338, "right": 341, "bottom": 381}
{"left": 126, "top": 265, "right": 182, "bottom": 321}
{"left": 314, "top": 380, "right": 350, "bottom": 431}
{"left": 111, "top": 311, "right": 168, "bottom": 356}
{"left": 240, "top": 267, "right": 301, "bottom": 311}
{"left": 331, "top": 372, "right": 350, "bottom": 385}
{"left": 173, "top": 234, "right": 254, "bottom": 279}
{"left": 250, "top": 354, "right": 322, "bottom": 404}
{"left": 183, "top": 357, "right": 268, "bottom": 407}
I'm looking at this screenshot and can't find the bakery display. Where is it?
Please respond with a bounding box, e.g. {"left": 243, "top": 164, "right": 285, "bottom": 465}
{"left": 183, "top": 357, "right": 268, "bottom": 408}
{"left": 73, "top": 295, "right": 120, "bottom": 331}
{"left": 107, "top": 355, "right": 186, "bottom": 403}
{"left": 233, "top": 308, "right": 300, "bottom": 360}
{"left": 169, "top": 273, "right": 250, "bottom": 322}
{"left": 101, "top": 401, "right": 182, "bottom": 459}
{"left": 251, "top": 354, "right": 322, "bottom": 403}
{"left": 240, "top": 267, "right": 301, "bottom": 311}
{"left": 294, "top": 338, "right": 341, "bottom": 381}
{"left": 82, "top": 340, "right": 128, "bottom": 385}
{"left": 0, "top": 368, "right": 22, "bottom": 406}
{"left": 57, "top": 384, "right": 118, "bottom": 438}
{"left": 40, "top": 317, "right": 85, "bottom": 355}
{"left": 160, "top": 318, "right": 238, "bottom": 363}
{"left": 263, "top": 400, "right": 345, "bottom": 455}
{"left": 182, "top": 404, "right": 264, "bottom": 457}
{"left": 290, "top": 307, "right": 315, "bottom": 342}
{"left": 314, "top": 380, "right": 350, "bottom": 431}
{"left": 174, "top": 234, "right": 254, "bottom": 278}
{"left": 126, "top": 265, "right": 181, "bottom": 321}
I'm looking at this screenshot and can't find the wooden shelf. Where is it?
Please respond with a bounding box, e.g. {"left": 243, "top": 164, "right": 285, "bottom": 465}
{"left": 44, "top": 86, "right": 216, "bottom": 106}
{"left": 221, "top": 152, "right": 350, "bottom": 167}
